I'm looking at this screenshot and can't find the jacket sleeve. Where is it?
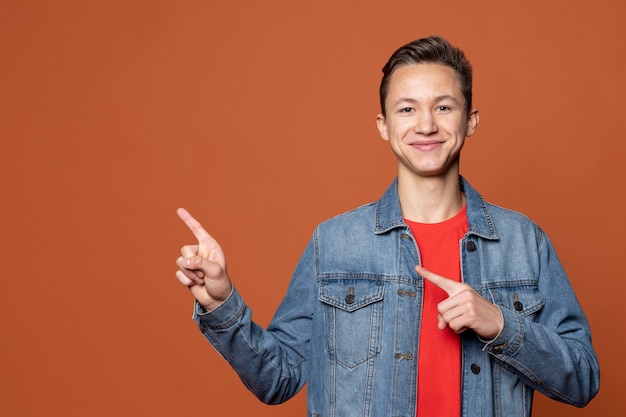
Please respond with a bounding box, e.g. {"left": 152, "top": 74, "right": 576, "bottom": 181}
{"left": 193, "top": 236, "right": 317, "bottom": 404}
{"left": 482, "top": 230, "right": 600, "bottom": 407}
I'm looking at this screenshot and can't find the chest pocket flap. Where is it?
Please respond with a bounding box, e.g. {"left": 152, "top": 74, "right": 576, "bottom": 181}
{"left": 319, "top": 278, "right": 385, "bottom": 312}
{"left": 484, "top": 282, "right": 545, "bottom": 317}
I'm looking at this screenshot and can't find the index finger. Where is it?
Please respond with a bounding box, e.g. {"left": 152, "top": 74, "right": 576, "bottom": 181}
{"left": 414, "top": 265, "right": 461, "bottom": 296}
{"left": 177, "top": 207, "right": 211, "bottom": 258}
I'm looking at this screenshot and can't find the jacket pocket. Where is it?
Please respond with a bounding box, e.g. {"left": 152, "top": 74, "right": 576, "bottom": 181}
{"left": 482, "top": 280, "right": 545, "bottom": 318}
{"left": 319, "top": 277, "right": 385, "bottom": 368}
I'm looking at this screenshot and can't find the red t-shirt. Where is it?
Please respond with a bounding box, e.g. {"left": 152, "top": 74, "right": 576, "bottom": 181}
{"left": 405, "top": 206, "right": 468, "bottom": 417}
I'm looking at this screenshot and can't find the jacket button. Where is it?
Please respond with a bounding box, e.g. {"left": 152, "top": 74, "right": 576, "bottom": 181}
{"left": 466, "top": 241, "right": 476, "bottom": 251}
{"left": 345, "top": 287, "right": 355, "bottom": 304}
{"left": 491, "top": 341, "right": 508, "bottom": 354}
{"left": 470, "top": 363, "right": 481, "bottom": 374}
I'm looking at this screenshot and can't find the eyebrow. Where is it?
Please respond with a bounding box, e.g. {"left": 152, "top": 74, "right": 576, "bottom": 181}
{"left": 393, "top": 95, "right": 461, "bottom": 107}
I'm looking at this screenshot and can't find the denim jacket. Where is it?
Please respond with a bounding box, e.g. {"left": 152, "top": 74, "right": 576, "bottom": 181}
{"left": 194, "top": 177, "right": 600, "bottom": 417}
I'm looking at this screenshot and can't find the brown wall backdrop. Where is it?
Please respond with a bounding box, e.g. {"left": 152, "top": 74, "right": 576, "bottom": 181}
{"left": 1, "top": 1, "right": 624, "bottom": 416}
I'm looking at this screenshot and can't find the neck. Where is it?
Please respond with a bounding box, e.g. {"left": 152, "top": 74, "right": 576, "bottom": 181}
{"left": 398, "top": 172, "right": 464, "bottom": 224}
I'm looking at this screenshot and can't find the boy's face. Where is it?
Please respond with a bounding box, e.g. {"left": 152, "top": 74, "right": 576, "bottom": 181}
{"left": 376, "top": 63, "right": 479, "bottom": 180}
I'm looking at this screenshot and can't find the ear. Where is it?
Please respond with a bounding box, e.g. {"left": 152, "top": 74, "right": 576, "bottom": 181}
{"left": 465, "top": 108, "right": 479, "bottom": 137}
{"left": 376, "top": 114, "right": 389, "bottom": 141}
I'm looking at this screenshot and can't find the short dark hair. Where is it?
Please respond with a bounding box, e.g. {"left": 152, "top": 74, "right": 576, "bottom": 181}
{"left": 379, "top": 36, "right": 473, "bottom": 116}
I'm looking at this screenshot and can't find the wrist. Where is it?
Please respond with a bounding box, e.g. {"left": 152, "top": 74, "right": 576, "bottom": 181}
{"left": 200, "top": 286, "right": 234, "bottom": 313}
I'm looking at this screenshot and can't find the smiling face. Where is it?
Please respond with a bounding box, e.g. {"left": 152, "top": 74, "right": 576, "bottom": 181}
{"left": 376, "top": 63, "right": 479, "bottom": 181}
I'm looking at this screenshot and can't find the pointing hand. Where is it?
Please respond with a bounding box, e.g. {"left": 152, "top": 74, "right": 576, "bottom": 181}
{"left": 175, "top": 208, "right": 232, "bottom": 311}
{"left": 415, "top": 265, "right": 503, "bottom": 339}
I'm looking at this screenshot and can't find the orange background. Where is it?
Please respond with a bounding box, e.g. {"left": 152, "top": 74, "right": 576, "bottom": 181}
{"left": 1, "top": 1, "right": 624, "bottom": 416}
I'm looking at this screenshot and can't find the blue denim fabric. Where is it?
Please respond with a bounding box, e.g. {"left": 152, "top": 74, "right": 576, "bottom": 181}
{"left": 193, "top": 177, "right": 600, "bottom": 417}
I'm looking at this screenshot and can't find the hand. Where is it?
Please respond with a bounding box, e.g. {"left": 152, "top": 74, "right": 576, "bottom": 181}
{"left": 415, "top": 265, "right": 503, "bottom": 340}
{"left": 175, "top": 208, "right": 233, "bottom": 311}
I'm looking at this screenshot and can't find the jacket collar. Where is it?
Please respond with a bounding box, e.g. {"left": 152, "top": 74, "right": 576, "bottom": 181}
{"left": 374, "top": 176, "right": 499, "bottom": 240}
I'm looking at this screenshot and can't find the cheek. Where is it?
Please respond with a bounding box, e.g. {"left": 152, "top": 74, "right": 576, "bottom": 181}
{"left": 442, "top": 120, "right": 468, "bottom": 138}
{"left": 388, "top": 121, "right": 412, "bottom": 139}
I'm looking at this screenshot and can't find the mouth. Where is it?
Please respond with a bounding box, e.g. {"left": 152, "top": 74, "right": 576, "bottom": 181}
{"left": 409, "top": 141, "right": 442, "bottom": 151}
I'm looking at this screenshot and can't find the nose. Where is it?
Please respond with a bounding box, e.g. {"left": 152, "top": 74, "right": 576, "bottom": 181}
{"left": 413, "top": 111, "right": 437, "bottom": 135}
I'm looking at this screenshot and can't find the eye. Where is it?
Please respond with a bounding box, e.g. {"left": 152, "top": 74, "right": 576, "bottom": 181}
{"left": 399, "top": 107, "right": 414, "bottom": 113}
{"left": 436, "top": 105, "right": 451, "bottom": 112}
